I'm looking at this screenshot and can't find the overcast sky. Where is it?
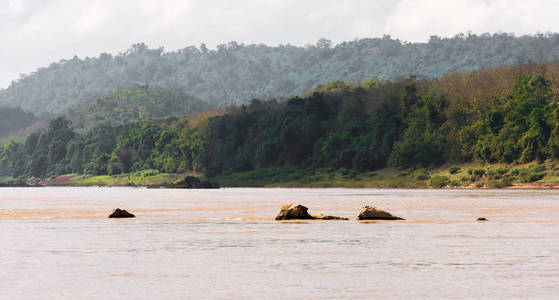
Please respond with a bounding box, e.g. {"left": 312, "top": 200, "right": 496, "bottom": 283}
{"left": 1, "top": 0, "right": 559, "bottom": 88}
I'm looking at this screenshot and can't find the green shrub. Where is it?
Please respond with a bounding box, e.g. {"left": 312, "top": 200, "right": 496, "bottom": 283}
{"left": 430, "top": 175, "right": 450, "bottom": 188}
{"left": 448, "top": 181, "right": 461, "bottom": 187}
{"left": 521, "top": 172, "right": 545, "bottom": 183}
{"left": 510, "top": 168, "right": 520, "bottom": 176}
{"left": 467, "top": 168, "right": 486, "bottom": 181}
{"left": 487, "top": 169, "right": 503, "bottom": 180}
{"left": 416, "top": 174, "right": 430, "bottom": 180}
{"left": 530, "top": 164, "right": 546, "bottom": 173}
{"left": 449, "top": 166, "right": 461, "bottom": 174}
{"left": 496, "top": 167, "right": 509, "bottom": 175}
{"left": 489, "top": 177, "right": 514, "bottom": 188}
{"left": 472, "top": 168, "right": 486, "bottom": 177}
{"left": 413, "top": 168, "right": 430, "bottom": 180}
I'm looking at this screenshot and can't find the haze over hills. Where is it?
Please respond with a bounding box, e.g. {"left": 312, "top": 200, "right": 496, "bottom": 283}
{"left": 65, "top": 86, "right": 207, "bottom": 131}
{"left": 2, "top": 61, "right": 559, "bottom": 185}
{"left": 2, "top": 33, "right": 559, "bottom": 116}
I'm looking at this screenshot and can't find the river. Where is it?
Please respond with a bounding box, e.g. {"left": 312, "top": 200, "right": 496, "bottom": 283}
{"left": 0, "top": 187, "right": 558, "bottom": 299}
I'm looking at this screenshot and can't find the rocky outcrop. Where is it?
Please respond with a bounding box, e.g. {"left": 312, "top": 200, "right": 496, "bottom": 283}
{"left": 275, "top": 204, "right": 348, "bottom": 220}
{"left": 108, "top": 208, "right": 135, "bottom": 218}
{"left": 357, "top": 206, "right": 404, "bottom": 220}
{"left": 173, "top": 176, "right": 220, "bottom": 189}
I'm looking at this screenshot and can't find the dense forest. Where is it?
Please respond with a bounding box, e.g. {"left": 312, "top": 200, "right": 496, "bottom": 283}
{"left": 2, "top": 62, "right": 559, "bottom": 185}
{"left": 2, "top": 33, "right": 559, "bottom": 116}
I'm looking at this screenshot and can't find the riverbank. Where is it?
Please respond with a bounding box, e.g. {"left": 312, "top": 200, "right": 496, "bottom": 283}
{"left": 213, "top": 162, "right": 559, "bottom": 189}
{"left": 3, "top": 161, "right": 559, "bottom": 189}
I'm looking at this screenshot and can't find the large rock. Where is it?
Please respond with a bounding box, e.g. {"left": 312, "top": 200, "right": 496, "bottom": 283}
{"left": 174, "top": 176, "right": 220, "bottom": 189}
{"left": 357, "top": 206, "right": 404, "bottom": 220}
{"left": 275, "top": 204, "right": 348, "bottom": 220}
{"left": 108, "top": 208, "right": 135, "bottom": 218}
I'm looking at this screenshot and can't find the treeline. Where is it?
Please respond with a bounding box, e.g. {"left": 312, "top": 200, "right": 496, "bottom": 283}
{"left": 3, "top": 33, "right": 559, "bottom": 116}
{"left": 2, "top": 63, "right": 559, "bottom": 182}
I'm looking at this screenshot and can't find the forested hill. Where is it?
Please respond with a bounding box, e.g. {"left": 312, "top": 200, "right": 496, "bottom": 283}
{"left": 3, "top": 62, "right": 559, "bottom": 185}
{"left": 3, "top": 33, "right": 559, "bottom": 115}
{"left": 65, "top": 86, "right": 208, "bottom": 131}
{"left": 0, "top": 107, "right": 37, "bottom": 137}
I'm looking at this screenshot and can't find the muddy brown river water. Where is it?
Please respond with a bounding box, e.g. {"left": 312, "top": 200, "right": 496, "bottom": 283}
{"left": 0, "top": 187, "right": 558, "bottom": 299}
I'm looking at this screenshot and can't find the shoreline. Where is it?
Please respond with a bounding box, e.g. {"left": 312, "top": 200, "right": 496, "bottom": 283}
{"left": 4, "top": 162, "right": 559, "bottom": 190}
{"left": 3, "top": 182, "right": 559, "bottom": 190}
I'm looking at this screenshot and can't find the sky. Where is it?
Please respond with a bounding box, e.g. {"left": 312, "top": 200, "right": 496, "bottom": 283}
{"left": 1, "top": 0, "right": 559, "bottom": 88}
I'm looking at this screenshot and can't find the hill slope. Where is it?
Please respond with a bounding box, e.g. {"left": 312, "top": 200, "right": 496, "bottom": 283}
{"left": 0, "top": 107, "right": 37, "bottom": 137}
{"left": 2, "top": 33, "right": 559, "bottom": 115}
{"left": 65, "top": 86, "right": 208, "bottom": 131}
{"left": 3, "top": 62, "right": 559, "bottom": 186}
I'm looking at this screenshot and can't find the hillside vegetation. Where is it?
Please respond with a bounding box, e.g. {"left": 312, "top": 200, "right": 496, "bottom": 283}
{"left": 2, "top": 33, "right": 559, "bottom": 115}
{"left": 3, "top": 62, "right": 559, "bottom": 188}
{"left": 65, "top": 86, "right": 208, "bottom": 131}
{"left": 0, "top": 106, "right": 38, "bottom": 139}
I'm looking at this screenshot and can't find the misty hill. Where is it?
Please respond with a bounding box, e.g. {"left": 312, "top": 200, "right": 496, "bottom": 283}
{"left": 0, "top": 107, "right": 37, "bottom": 137}
{"left": 2, "top": 33, "right": 559, "bottom": 115}
{"left": 65, "top": 86, "right": 208, "bottom": 131}
{"left": 3, "top": 62, "right": 559, "bottom": 182}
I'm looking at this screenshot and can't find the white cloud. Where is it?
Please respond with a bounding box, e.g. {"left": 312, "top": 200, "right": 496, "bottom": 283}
{"left": 8, "top": 0, "right": 25, "bottom": 14}
{"left": 384, "top": 0, "right": 559, "bottom": 41}
{"left": 0, "top": 0, "right": 558, "bottom": 88}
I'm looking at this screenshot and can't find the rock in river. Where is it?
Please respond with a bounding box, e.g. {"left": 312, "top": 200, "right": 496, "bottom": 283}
{"left": 477, "top": 217, "right": 488, "bottom": 221}
{"left": 275, "top": 204, "right": 348, "bottom": 220}
{"left": 357, "top": 206, "right": 404, "bottom": 220}
{"left": 108, "top": 208, "right": 135, "bottom": 218}
{"left": 173, "top": 176, "right": 220, "bottom": 189}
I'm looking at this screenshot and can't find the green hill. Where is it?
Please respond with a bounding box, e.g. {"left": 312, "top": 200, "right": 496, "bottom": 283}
{"left": 2, "top": 33, "right": 559, "bottom": 115}
{"left": 0, "top": 106, "right": 37, "bottom": 138}
{"left": 65, "top": 86, "right": 208, "bottom": 131}
{"left": 4, "top": 62, "right": 559, "bottom": 188}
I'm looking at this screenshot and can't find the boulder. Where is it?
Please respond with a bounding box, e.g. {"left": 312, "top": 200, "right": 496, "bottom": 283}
{"left": 108, "top": 208, "right": 135, "bottom": 218}
{"left": 477, "top": 217, "right": 488, "bottom": 221}
{"left": 357, "top": 206, "right": 404, "bottom": 220}
{"left": 275, "top": 204, "right": 348, "bottom": 220}
{"left": 174, "top": 176, "right": 219, "bottom": 189}
{"left": 275, "top": 204, "right": 314, "bottom": 220}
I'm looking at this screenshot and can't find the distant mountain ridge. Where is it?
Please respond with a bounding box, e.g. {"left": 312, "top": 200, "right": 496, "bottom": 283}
{"left": 2, "top": 32, "right": 559, "bottom": 115}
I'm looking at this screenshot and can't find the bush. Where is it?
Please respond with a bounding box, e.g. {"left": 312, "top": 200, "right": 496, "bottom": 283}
{"left": 430, "top": 175, "right": 450, "bottom": 188}
{"left": 460, "top": 176, "right": 471, "bottom": 183}
{"left": 414, "top": 168, "right": 430, "bottom": 180}
{"left": 416, "top": 174, "right": 430, "bottom": 180}
{"left": 530, "top": 164, "right": 546, "bottom": 173}
{"left": 496, "top": 167, "right": 509, "bottom": 175}
{"left": 467, "top": 168, "right": 486, "bottom": 181}
{"left": 449, "top": 166, "right": 461, "bottom": 174}
{"left": 489, "top": 177, "right": 514, "bottom": 188}
{"left": 521, "top": 172, "right": 545, "bottom": 183}
{"left": 472, "top": 168, "right": 486, "bottom": 177}
{"left": 487, "top": 168, "right": 503, "bottom": 180}
{"left": 448, "top": 181, "right": 461, "bottom": 187}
